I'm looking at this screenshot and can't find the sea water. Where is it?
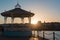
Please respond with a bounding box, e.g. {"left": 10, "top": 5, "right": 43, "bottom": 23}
{"left": 32, "top": 31, "right": 60, "bottom": 40}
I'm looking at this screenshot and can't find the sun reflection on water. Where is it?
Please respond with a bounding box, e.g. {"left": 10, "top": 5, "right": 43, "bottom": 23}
{"left": 29, "top": 37, "right": 39, "bottom": 40}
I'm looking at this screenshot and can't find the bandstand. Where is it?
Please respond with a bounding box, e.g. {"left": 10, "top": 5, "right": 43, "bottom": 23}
{"left": 0, "top": 3, "right": 35, "bottom": 37}
{"left": 0, "top": 2, "right": 49, "bottom": 40}
{"left": 1, "top": 3, "right": 34, "bottom": 24}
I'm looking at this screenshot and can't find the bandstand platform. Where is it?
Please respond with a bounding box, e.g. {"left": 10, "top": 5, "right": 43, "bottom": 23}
{"left": 0, "top": 23, "right": 49, "bottom": 40}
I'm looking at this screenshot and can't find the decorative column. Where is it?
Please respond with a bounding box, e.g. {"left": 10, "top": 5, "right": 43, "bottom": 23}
{"left": 21, "top": 18, "right": 24, "bottom": 24}
{"left": 4, "top": 17, "right": 7, "bottom": 24}
{"left": 11, "top": 17, "right": 14, "bottom": 23}
{"left": 28, "top": 17, "right": 31, "bottom": 24}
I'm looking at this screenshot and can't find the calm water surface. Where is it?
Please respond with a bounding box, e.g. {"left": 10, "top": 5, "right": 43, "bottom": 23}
{"left": 32, "top": 31, "right": 60, "bottom": 40}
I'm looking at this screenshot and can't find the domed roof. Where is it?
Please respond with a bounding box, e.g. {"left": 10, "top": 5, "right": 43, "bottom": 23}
{"left": 1, "top": 3, "right": 34, "bottom": 17}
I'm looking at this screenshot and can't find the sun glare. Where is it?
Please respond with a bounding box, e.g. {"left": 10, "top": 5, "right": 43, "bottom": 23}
{"left": 31, "top": 20, "right": 38, "bottom": 24}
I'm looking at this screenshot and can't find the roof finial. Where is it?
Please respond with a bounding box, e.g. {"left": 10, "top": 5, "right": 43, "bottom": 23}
{"left": 15, "top": 0, "right": 21, "bottom": 8}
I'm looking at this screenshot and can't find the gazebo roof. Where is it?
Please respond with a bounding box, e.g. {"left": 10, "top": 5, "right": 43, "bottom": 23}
{"left": 1, "top": 3, "right": 34, "bottom": 17}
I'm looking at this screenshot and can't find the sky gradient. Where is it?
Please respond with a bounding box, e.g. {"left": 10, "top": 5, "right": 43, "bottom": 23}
{"left": 0, "top": 0, "right": 60, "bottom": 24}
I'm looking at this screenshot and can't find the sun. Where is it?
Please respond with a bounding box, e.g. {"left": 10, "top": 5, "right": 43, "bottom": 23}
{"left": 31, "top": 20, "right": 38, "bottom": 24}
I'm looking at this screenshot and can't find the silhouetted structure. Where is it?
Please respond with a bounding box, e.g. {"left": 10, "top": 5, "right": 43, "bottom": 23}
{"left": 1, "top": 3, "right": 34, "bottom": 24}
{"left": 0, "top": 3, "right": 35, "bottom": 37}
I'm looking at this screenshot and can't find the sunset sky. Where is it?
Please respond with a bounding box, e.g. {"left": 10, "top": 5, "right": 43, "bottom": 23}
{"left": 0, "top": 0, "right": 60, "bottom": 24}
